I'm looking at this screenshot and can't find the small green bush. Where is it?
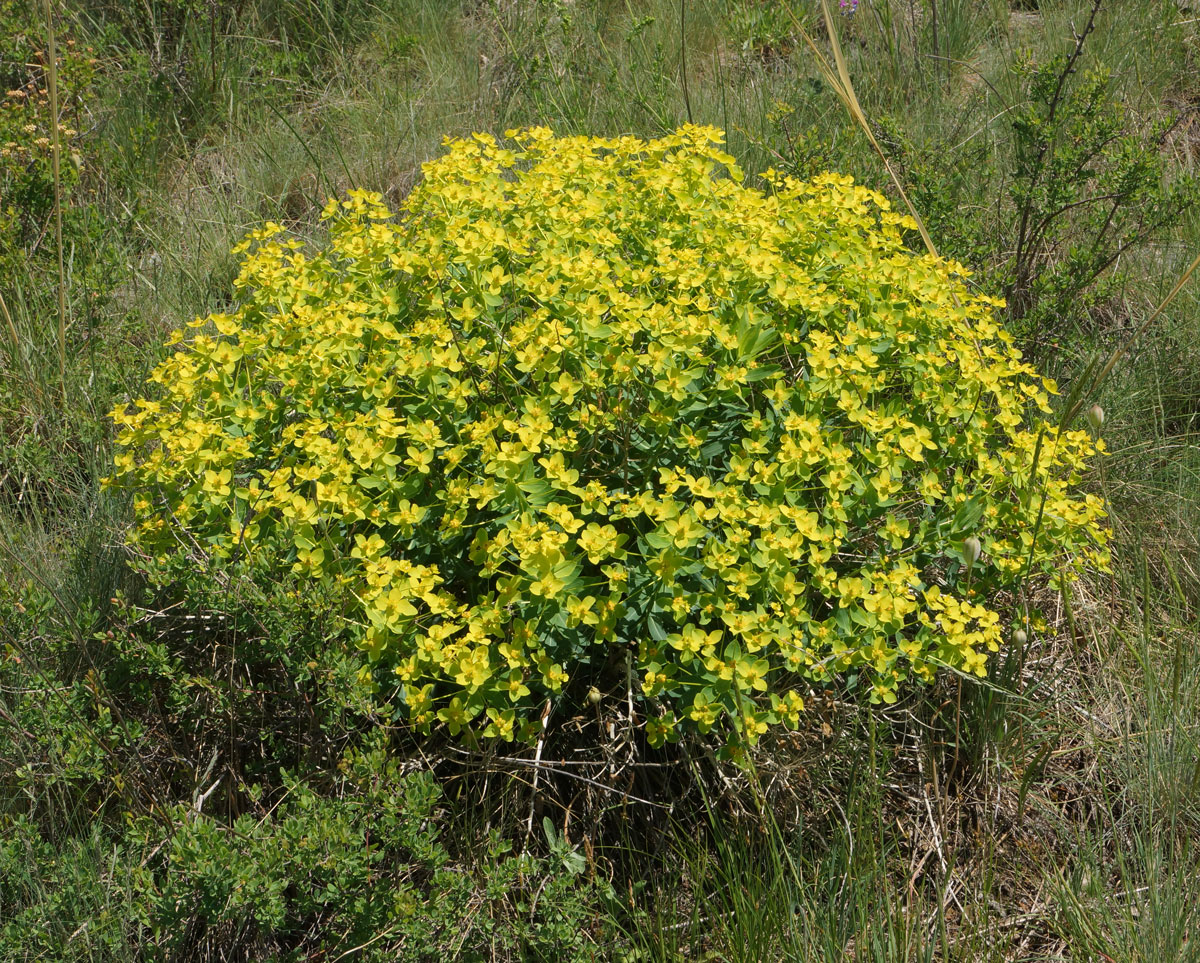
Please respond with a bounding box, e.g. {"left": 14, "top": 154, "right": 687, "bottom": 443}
{"left": 0, "top": 1, "right": 91, "bottom": 270}
{"left": 0, "top": 743, "right": 608, "bottom": 962}
{"left": 139, "top": 757, "right": 606, "bottom": 961}
{"left": 874, "top": 54, "right": 1198, "bottom": 347}
{"left": 108, "top": 126, "right": 1109, "bottom": 748}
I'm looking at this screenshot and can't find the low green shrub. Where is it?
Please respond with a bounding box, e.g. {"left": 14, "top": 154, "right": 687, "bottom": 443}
{"left": 108, "top": 126, "right": 1109, "bottom": 749}
{"left": 0, "top": 2, "right": 124, "bottom": 319}
{"left": 0, "top": 1, "right": 92, "bottom": 274}
{"left": 0, "top": 742, "right": 608, "bottom": 962}
{"left": 874, "top": 51, "right": 1198, "bottom": 349}
{"left": 0, "top": 0, "right": 137, "bottom": 514}
{"left": 138, "top": 755, "right": 606, "bottom": 961}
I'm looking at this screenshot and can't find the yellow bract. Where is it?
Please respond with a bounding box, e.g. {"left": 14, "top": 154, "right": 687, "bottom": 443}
{"left": 107, "top": 126, "right": 1109, "bottom": 748}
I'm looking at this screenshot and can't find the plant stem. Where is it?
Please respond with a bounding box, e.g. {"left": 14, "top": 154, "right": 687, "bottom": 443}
{"left": 0, "top": 289, "right": 18, "bottom": 358}
{"left": 680, "top": 0, "right": 693, "bottom": 124}
{"left": 41, "top": 0, "right": 68, "bottom": 404}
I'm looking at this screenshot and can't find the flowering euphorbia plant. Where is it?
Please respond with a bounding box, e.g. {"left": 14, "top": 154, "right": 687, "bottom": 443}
{"left": 109, "top": 126, "right": 1109, "bottom": 747}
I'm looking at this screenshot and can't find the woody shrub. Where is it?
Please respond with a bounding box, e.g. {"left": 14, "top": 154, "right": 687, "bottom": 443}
{"left": 107, "top": 126, "right": 1110, "bottom": 749}
{"left": 0, "top": 0, "right": 92, "bottom": 277}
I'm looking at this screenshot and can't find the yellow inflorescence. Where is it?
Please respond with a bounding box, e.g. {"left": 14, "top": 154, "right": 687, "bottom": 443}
{"left": 107, "top": 126, "right": 1109, "bottom": 746}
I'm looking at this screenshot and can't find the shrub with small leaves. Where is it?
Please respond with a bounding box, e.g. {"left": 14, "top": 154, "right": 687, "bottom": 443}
{"left": 107, "top": 126, "right": 1109, "bottom": 748}
{"left": 137, "top": 759, "right": 606, "bottom": 961}
{"left": 0, "top": 0, "right": 93, "bottom": 268}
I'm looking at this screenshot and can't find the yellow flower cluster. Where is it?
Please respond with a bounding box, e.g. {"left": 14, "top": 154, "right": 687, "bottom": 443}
{"left": 107, "top": 126, "right": 1109, "bottom": 746}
